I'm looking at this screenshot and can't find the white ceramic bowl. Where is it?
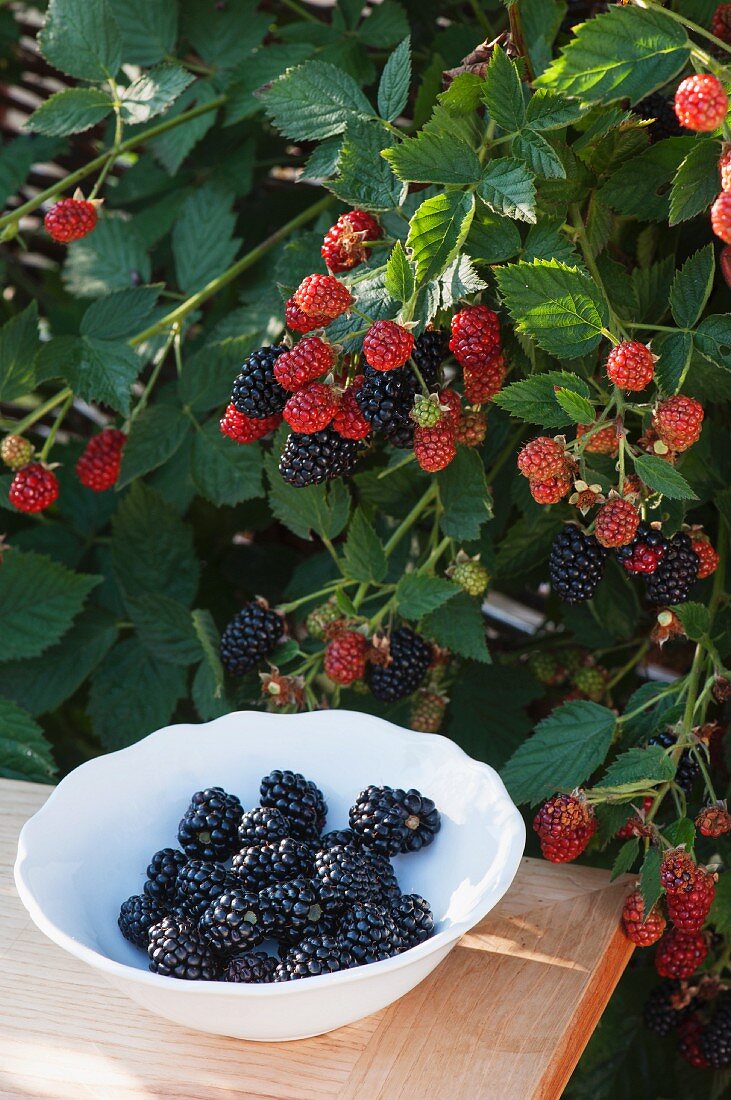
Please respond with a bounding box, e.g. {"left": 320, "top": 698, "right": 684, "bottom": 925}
{"left": 15, "top": 709, "right": 525, "bottom": 1042}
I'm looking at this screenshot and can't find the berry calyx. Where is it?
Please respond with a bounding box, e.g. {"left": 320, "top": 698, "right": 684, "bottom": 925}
{"left": 292, "top": 273, "right": 352, "bottom": 322}
{"left": 363, "top": 320, "right": 415, "bottom": 371}
{"left": 1, "top": 434, "right": 34, "bottom": 470}
{"left": 674, "top": 74, "right": 728, "bottom": 132}
{"left": 76, "top": 428, "right": 126, "bottom": 491}
{"left": 691, "top": 537, "right": 720, "bottom": 579}
{"left": 622, "top": 890, "right": 666, "bottom": 947}
{"left": 324, "top": 629, "right": 368, "bottom": 685}
{"left": 321, "top": 210, "right": 382, "bottom": 273}
{"left": 594, "top": 498, "right": 640, "bottom": 548}
{"left": 413, "top": 421, "right": 456, "bottom": 472}
{"left": 605, "top": 340, "right": 656, "bottom": 391}
{"left": 655, "top": 929, "right": 708, "bottom": 979}
{"left": 220, "top": 404, "right": 281, "bottom": 444}
{"left": 517, "top": 436, "right": 568, "bottom": 480}
{"left": 529, "top": 473, "right": 572, "bottom": 505}
{"left": 283, "top": 382, "right": 339, "bottom": 434}
{"left": 533, "top": 793, "right": 597, "bottom": 863}
{"left": 577, "top": 422, "right": 618, "bottom": 455}
{"left": 44, "top": 195, "right": 99, "bottom": 243}
{"left": 9, "top": 463, "right": 59, "bottom": 513}
{"left": 274, "top": 336, "right": 335, "bottom": 392}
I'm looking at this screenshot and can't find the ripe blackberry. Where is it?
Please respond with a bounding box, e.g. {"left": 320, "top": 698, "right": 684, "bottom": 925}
{"left": 231, "top": 345, "right": 288, "bottom": 419}
{"left": 175, "top": 859, "right": 234, "bottom": 919}
{"left": 412, "top": 329, "right": 448, "bottom": 378}
{"left": 238, "top": 806, "right": 291, "bottom": 847}
{"left": 177, "top": 786, "right": 243, "bottom": 861}
{"left": 392, "top": 893, "right": 434, "bottom": 949}
{"left": 148, "top": 916, "right": 222, "bottom": 980}
{"left": 219, "top": 601, "right": 284, "bottom": 677}
{"left": 320, "top": 827, "right": 357, "bottom": 849}
{"left": 643, "top": 980, "right": 695, "bottom": 1036}
{"left": 634, "top": 92, "right": 686, "bottom": 143}
{"left": 144, "top": 848, "right": 187, "bottom": 904}
{"left": 258, "top": 876, "right": 326, "bottom": 945}
{"left": 701, "top": 992, "right": 731, "bottom": 1068}
{"left": 340, "top": 901, "right": 403, "bottom": 963}
{"left": 645, "top": 532, "right": 699, "bottom": 605}
{"left": 548, "top": 525, "right": 607, "bottom": 603}
{"left": 616, "top": 522, "right": 668, "bottom": 575}
{"left": 278, "top": 933, "right": 356, "bottom": 979}
{"left": 364, "top": 850, "right": 403, "bottom": 904}
{"left": 648, "top": 730, "right": 700, "bottom": 794}
{"left": 223, "top": 950, "right": 279, "bottom": 983}
{"left": 199, "top": 888, "right": 263, "bottom": 954}
{"left": 231, "top": 837, "right": 314, "bottom": 893}
{"left": 118, "top": 894, "right": 168, "bottom": 948}
{"left": 313, "top": 844, "right": 374, "bottom": 911}
{"left": 349, "top": 784, "right": 441, "bottom": 856}
{"left": 366, "top": 627, "right": 432, "bottom": 703}
{"left": 356, "top": 360, "right": 438, "bottom": 441}
{"left": 279, "top": 427, "right": 359, "bottom": 487}
{"left": 260, "top": 768, "right": 327, "bottom": 838}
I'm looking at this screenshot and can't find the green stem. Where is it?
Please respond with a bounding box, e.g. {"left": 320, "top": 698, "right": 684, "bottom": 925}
{"left": 38, "top": 394, "right": 72, "bottom": 461}
{"left": 89, "top": 82, "right": 124, "bottom": 201}
{"left": 277, "top": 580, "right": 355, "bottom": 614}
{"left": 321, "top": 535, "right": 342, "bottom": 570}
{"left": 467, "top": 0, "right": 492, "bottom": 36}
{"left": 570, "top": 203, "right": 628, "bottom": 341}
{"left": 384, "top": 483, "right": 438, "bottom": 556}
{"left": 7, "top": 387, "right": 73, "bottom": 435}
{"left": 421, "top": 534, "right": 451, "bottom": 573}
{"left": 606, "top": 640, "right": 649, "bottom": 691}
{"left": 279, "top": 0, "right": 320, "bottom": 22}
{"left": 681, "top": 643, "right": 705, "bottom": 732}
{"left": 692, "top": 746, "right": 718, "bottom": 804}
{"left": 126, "top": 330, "right": 176, "bottom": 428}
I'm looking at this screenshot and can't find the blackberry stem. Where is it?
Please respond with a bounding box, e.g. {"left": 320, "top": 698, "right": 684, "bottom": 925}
{"left": 5, "top": 387, "right": 73, "bottom": 435}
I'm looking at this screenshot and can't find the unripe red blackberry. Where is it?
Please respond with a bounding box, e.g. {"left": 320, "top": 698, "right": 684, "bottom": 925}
{"left": 594, "top": 498, "right": 640, "bottom": 548}
{"left": 321, "top": 210, "right": 381, "bottom": 273}
{"left": 605, "top": 340, "right": 655, "bottom": 391}
{"left": 665, "top": 868, "right": 715, "bottom": 933}
{"left": 409, "top": 690, "right": 448, "bottom": 733}
{"left": 701, "top": 990, "right": 731, "bottom": 1068}
{"left": 533, "top": 793, "right": 596, "bottom": 863}
{"left": 449, "top": 305, "right": 501, "bottom": 367}
{"left": 711, "top": 190, "right": 731, "bottom": 244}
{"left": 655, "top": 929, "right": 708, "bottom": 979}
{"left": 285, "top": 297, "right": 323, "bottom": 333}
{"left": 529, "top": 473, "right": 572, "bottom": 504}
{"left": 674, "top": 73, "right": 728, "bottom": 132}
{"left": 274, "top": 336, "right": 335, "bottom": 392}
{"left": 712, "top": 3, "right": 731, "bottom": 45}
{"left": 517, "top": 436, "right": 567, "bottom": 480}
{"left": 323, "top": 630, "right": 367, "bottom": 685}
{"left": 576, "top": 422, "right": 618, "bottom": 455}
{"left": 1, "top": 434, "right": 34, "bottom": 470}
{"left": 661, "top": 849, "right": 699, "bottom": 895}
{"left": 616, "top": 522, "right": 668, "bottom": 575}
{"left": 76, "top": 429, "right": 126, "bottom": 491}
{"left": 332, "top": 375, "right": 371, "bottom": 440}
{"left": 455, "top": 408, "right": 487, "bottom": 447}
{"left": 462, "top": 354, "right": 506, "bottom": 404}
{"left": 44, "top": 195, "right": 98, "bottom": 243}
{"left": 292, "top": 273, "right": 352, "bottom": 322}
{"left": 413, "top": 422, "right": 456, "bottom": 472}
{"left": 220, "top": 404, "right": 281, "bottom": 444}
{"left": 9, "top": 463, "right": 59, "bottom": 513}
{"left": 696, "top": 803, "right": 731, "bottom": 837}
{"left": 622, "top": 890, "right": 666, "bottom": 946}
{"left": 720, "top": 145, "right": 731, "bottom": 191}
{"left": 678, "top": 1015, "right": 710, "bottom": 1069}
{"left": 283, "top": 382, "right": 339, "bottom": 433}
{"left": 691, "top": 537, "right": 720, "bottom": 579}
{"left": 363, "top": 320, "right": 415, "bottom": 371}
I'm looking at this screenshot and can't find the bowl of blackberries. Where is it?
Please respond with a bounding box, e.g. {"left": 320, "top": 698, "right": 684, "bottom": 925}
{"left": 15, "top": 710, "right": 525, "bottom": 1040}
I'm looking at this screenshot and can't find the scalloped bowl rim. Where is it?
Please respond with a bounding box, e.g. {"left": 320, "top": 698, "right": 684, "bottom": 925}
{"left": 15, "top": 709, "right": 526, "bottom": 996}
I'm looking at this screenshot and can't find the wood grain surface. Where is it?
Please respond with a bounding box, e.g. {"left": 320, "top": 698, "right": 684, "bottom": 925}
{"left": 0, "top": 779, "right": 634, "bottom": 1100}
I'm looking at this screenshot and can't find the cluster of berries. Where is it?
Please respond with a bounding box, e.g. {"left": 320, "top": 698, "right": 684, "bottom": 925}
{"left": 533, "top": 792, "right": 597, "bottom": 863}
{"left": 1, "top": 429, "right": 125, "bottom": 513}
{"left": 118, "top": 772, "right": 439, "bottom": 982}
{"left": 527, "top": 648, "right": 609, "bottom": 702}
{"left": 670, "top": 72, "right": 731, "bottom": 246}
{"left": 644, "top": 978, "right": 731, "bottom": 1070}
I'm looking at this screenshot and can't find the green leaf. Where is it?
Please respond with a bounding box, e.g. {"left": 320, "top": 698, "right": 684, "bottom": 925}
{"left": 663, "top": 817, "right": 695, "bottom": 853}
{"left": 632, "top": 453, "right": 698, "bottom": 501}
{"left": 465, "top": 207, "right": 522, "bottom": 264}
{"left": 524, "top": 216, "right": 581, "bottom": 265}
{"left": 611, "top": 838, "right": 640, "bottom": 881}
{"left": 639, "top": 846, "right": 663, "bottom": 916}
{"left": 422, "top": 591, "right": 490, "bottom": 663}
{"left": 536, "top": 5, "right": 690, "bottom": 105}
{"left": 598, "top": 138, "right": 695, "bottom": 222}
{"left": 191, "top": 608, "right": 224, "bottom": 708}
{"left": 111, "top": 482, "right": 199, "bottom": 606}
{"left": 120, "top": 63, "right": 194, "bottom": 125}
{"left": 495, "top": 260, "right": 609, "bottom": 359}
{"left": 493, "top": 370, "right": 591, "bottom": 427}
{"left": 260, "top": 60, "right": 373, "bottom": 141}
{"left": 482, "top": 45, "right": 525, "bottom": 133}
{"left": 0, "top": 550, "right": 100, "bottom": 662}
{"left": 448, "top": 663, "right": 544, "bottom": 770}
{"left": 181, "top": 0, "right": 269, "bottom": 70}
{"left": 89, "top": 637, "right": 186, "bottom": 750}
{"left": 117, "top": 404, "right": 190, "bottom": 488}
{"left": 39, "top": 0, "right": 122, "bottom": 81}
{"left": 695, "top": 314, "right": 731, "bottom": 372}
{"left": 477, "top": 157, "right": 537, "bottom": 223}
{"left": 191, "top": 418, "right": 264, "bottom": 506}
{"left": 63, "top": 218, "right": 151, "bottom": 298}
{"left": 654, "top": 330, "right": 693, "bottom": 395}
{"left": 126, "top": 592, "right": 203, "bottom": 666}
{"left": 328, "top": 119, "right": 404, "bottom": 211}
{"left": 224, "top": 44, "right": 315, "bottom": 126}
{"left": 44, "top": 335, "right": 143, "bottom": 416}
{"left": 406, "top": 190, "right": 475, "bottom": 287}
{"left": 80, "top": 286, "right": 159, "bottom": 341}
{"left": 0, "top": 302, "right": 39, "bottom": 402}
{"left": 342, "top": 508, "right": 388, "bottom": 583}
{"left": 525, "top": 89, "right": 584, "bottom": 131}
{"left": 378, "top": 36, "right": 411, "bottom": 122}
{"left": 265, "top": 446, "right": 351, "bottom": 541}
{"left": 437, "top": 447, "right": 492, "bottom": 540}
{"left": 673, "top": 602, "right": 710, "bottom": 641}
{"left": 25, "top": 87, "right": 114, "bottom": 136}
{"left": 438, "top": 255, "right": 487, "bottom": 311}
{"left": 494, "top": 512, "right": 564, "bottom": 579}
{"left": 596, "top": 802, "right": 635, "bottom": 847}
{"left": 173, "top": 184, "right": 241, "bottom": 295}
{"left": 383, "top": 130, "right": 481, "bottom": 185}
{"left": 708, "top": 872, "right": 731, "bottom": 937}
{"left": 590, "top": 559, "right": 640, "bottom": 642}
{"left": 669, "top": 138, "right": 721, "bottom": 225}
{"left": 384, "top": 241, "right": 415, "bottom": 303}
{"left": 501, "top": 700, "right": 616, "bottom": 805}
{"left": 622, "top": 682, "right": 681, "bottom": 746}
{"left": 670, "top": 245, "right": 715, "bottom": 329}
{"left": 178, "top": 334, "right": 255, "bottom": 413}
{"left": 554, "top": 387, "right": 595, "bottom": 424}
{"left": 597, "top": 745, "right": 676, "bottom": 789}
{"left": 513, "top": 130, "right": 566, "bottom": 179}
{"left": 149, "top": 81, "right": 219, "bottom": 176}
{"left": 359, "top": 0, "right": 408, "bottom": 47}
{"left": 0, "top": 135, "right": 61, "bottom": 210}
{"left": 109, "top": 0, "right": 177, "bottom": 67}
{"left": 0, "top": 697, "right": 56, "bottom": 783}
{"left": 395, "top": 574, "right": 458, "bottom": 618}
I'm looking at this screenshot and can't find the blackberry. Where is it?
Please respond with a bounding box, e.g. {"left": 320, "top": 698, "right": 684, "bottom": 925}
{"left": 648, "top": 731, "right": 700, "bottom": 794}
{"left": 412, "top": 329, "right": 448, "bottom": 379}
{"left": 223, "top": 951, "right": 279, "bottom": 984}
{"left": 148, "top": 916, "right": 222, "bottom": 980}
{"left": 258, "top": 875, "right": 326, "bottom": 945}
{"left": 199, "top": 888, "right": 263, "bottom": 954}
{"left": 340, "top": 901, "right": 403, "bottom": 963}
{"left": 701, "top": 991, "right": 731, "bottom": 1068}
{"left": 175, "top": 859, "right": 235, "bottom": 920}
{"left": 118, "top": 894, "right": 168, "bottom": 948}
{"left": 278, "top": 933, "right": 356, "bottom": 979}
{"left": 350, "top": 784, "right": 441, "bottom": 855}
{"left": 643, "top": 981, "right": 695, "bottom": 1036}
{"left": 392, "top": 893, "right": 434, "bottom": 949}
{"left": 320, "top": 828, "right": 357, "bottom": 850}
{"left": 231, "top": 837, "right": 313, "bottom": 893}
{"left": 260, "top": 769, "right": 327, "bottom": 839}
{"left": 177, "top": 787, "right": 243, "bottom": 861}
{"left": 279, "top": 427, "right": 359, "bottom": 487}
{"left": 313, "top": 845, "right": 374, "bottom": 911}
{"left": 231, "top": 345, "right": 287, "bottom": 419}
{"left": 645, "top": 532, "right": 699, "bottom": 606}
{"left": 549, "top": 525, "right": 607, "bottom": 604}
{"left": 143, "top": 848, "right": 187, "bottom": 904}
{"left": 363, "top": 850, "right": 402, "bottom": 904}
{"left": 219, "top": 602, "right": 284, "bottom": 677}
{"left": 238, "top": 806, "right": 291, "bottom": 847}
{"left": 366, "top": 627, "right": 432, "bottom": 703}
{"left": 634, "top": 92, "right": 687, "bottom": 143}
{"left": 355, "top": 365, "right": 414, "bottom": 437}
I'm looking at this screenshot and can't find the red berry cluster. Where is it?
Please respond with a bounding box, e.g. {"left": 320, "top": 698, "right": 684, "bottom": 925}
{"left": 605, "top": 341, "right": 656, "bottom": 391}
{"left": 516, "top": 436, "right": 573, "bottom": 504}
{"left": 8, "top": 462, "right": 59, "bottom": 514}
{"left": 220, "top": 405, "right": 282, "bottom": 444}
{"left": 449, "top": 304, "right": 506, "bottom": 403}
{"left": 44, "top": 195, "right": 99, "bottom": 244}
{"left": 622, "top": 890, "right": 666, "bottom": 947}
{"left": 532, "top": 792, "right": 597, "bottom": 862}
{"left": 672, "top": 74, "right": 731, "bottom": 245}
{"left": 321, "top": 210, "right": 382, "bottom": 273}
{"left": 76, "top": 429, "right": 126, "bottom": 491}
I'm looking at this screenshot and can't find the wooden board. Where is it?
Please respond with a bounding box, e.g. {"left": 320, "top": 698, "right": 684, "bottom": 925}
{"left": 0, "top": 779, "right": 633, "bottom": 1099}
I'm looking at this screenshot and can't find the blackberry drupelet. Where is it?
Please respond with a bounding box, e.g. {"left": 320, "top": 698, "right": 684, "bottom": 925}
{"left": 645, "top": 532, "right": 699, "bottom": 605}
{"left": 366, "top": 627, "right": 432, "bottom": 703}
{"left": 355, "top": 366, "right": 415, "bottom": 439}
{"left": 350, "top": 784, "right": 441, "bottom": 855}
{"left": 219, "top": 601, "right": 284, "bottom": 677}
{"left": 549, "top": 525, "right": 607, "bottom": 603}
{"left": 260, "top": 769, "right": 327, "bottom": 839}
{"left": 223, "top": 951, "right": 279, "bottom": 983}
{"left": 118, "top": 894, "right": 168, "bottom": 948}
{"left": 175, "top": 859, "right": 235, "bottom": 920}
{"left": 238, "top": 806, "right": 291, "bottom": 847}
{"left": 643, "top": 981, "right": 695, "bottom": 1036}
{"left": 313, "top": 845, "right": 374, "bottom": 911}
{"left": 364, "top": 851, "right": 402, "bottom": 904}
{"left": 392, "top": 893, "right": 434, "bottom": 949}
{"left": 231, "top": 837, "right": 314, "bottom": 893}
{"left": 177, "top": 787, "right": 243, "bottom": 861}
{"left": 258, "top": 875, "right": 326, "bottom": 945}
{"left": 199, "top": 888, "right": 263, "bottom": 954}
{"left": 412, "top": 329, "right": 449, "bottom": 379}
{"left": 231, "top": 345, "right": 288, "bottom": 419}
{"left": 144, "top": 848, "right": 187, "bottom": 903}
{"left": 340, "top": 901, "right": 403, "bottom": 963}
{"left": 615, "top": 522, "right": 669, "bottom": 575}
{"left": 634, "top": 92, "right": 687, "bottom": 142}
{"left": 320, "top": 828, "right": 357, "bottom": 850}
{"left": 648, "top": 731, "right": 700, "bottom": 793}
{"left": 279, "top": 427, "right": 359, "bottom": 487}
{"left": 278, "top": 933, "right": 356, "bottom": 979}
{"left": 701, "top": 992, "right": 731, "bottom": 1068}
{"left": 148, "top": 916, "right": 222, "bottom": 980}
